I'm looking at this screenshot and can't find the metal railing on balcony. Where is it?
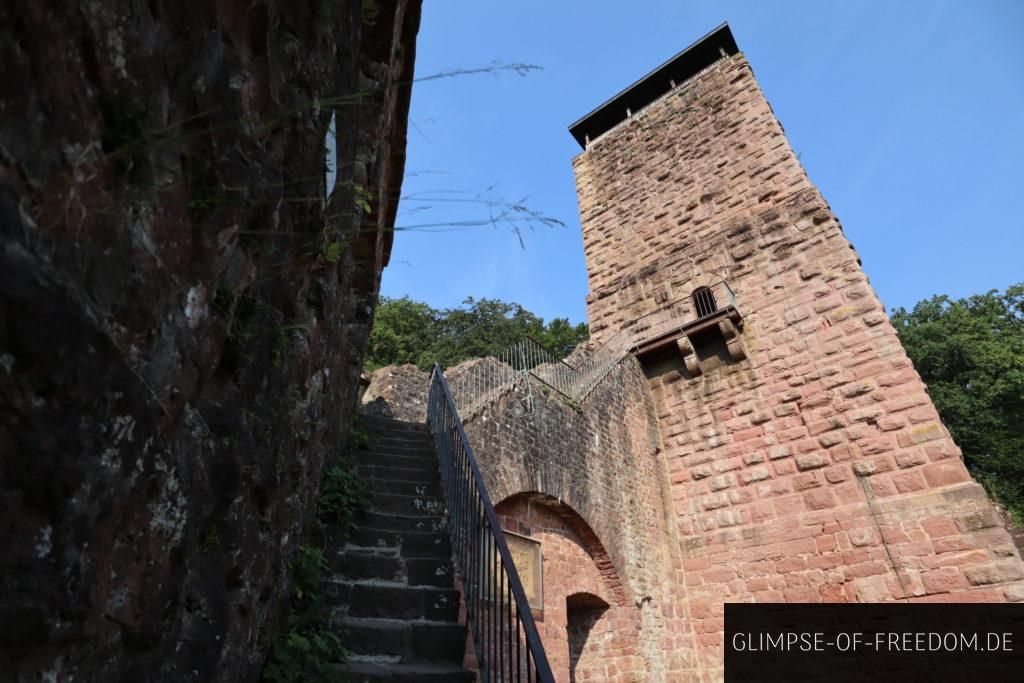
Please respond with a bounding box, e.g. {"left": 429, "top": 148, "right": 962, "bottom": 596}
{"left": 443, "top": 281, "right": 739, "bottom": 417}
{"left": 444, "top": 329, "right": 634, "bottom": 418}
{"left": 427, "top": 366, "right": 555, "bottom": 683}
{"left": 624, "top": 280, "right": 737, "bottom": 350}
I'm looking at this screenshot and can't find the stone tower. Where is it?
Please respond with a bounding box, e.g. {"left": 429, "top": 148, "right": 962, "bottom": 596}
{"left": 570, "top": 22, "right": 1024, "bottom": 677}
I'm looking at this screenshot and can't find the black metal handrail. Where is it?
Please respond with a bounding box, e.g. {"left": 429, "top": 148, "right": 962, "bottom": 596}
{"left": 427, "top": 365, "right": 555, "bottom": 683}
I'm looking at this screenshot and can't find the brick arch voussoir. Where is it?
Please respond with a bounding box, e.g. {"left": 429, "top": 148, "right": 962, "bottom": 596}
{"left": 495, "top": 491, "right": 630, "bottom": 609}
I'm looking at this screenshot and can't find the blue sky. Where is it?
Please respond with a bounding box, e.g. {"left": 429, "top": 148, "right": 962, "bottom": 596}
{"left": 381, "top": 1, "right": 1024, "bottom": 325}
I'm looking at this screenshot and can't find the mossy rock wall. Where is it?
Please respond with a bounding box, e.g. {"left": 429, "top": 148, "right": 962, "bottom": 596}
{"left": 0, "top": 1, "right": 421, "bottom": 680}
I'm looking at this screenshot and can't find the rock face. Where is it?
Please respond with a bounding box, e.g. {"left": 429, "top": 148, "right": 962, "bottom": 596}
{"left": 362, "top": 364, "right": 430, "bottom": 422}
{"left": 0, "top": 1, "right": 421, "bottom": 680}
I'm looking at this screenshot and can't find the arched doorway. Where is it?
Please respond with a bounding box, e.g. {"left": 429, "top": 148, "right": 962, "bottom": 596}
{"left": 494, "top": 492, "right": 634, "bottom": 683}
{"left": 566, "top": 592, "right": 609, "bottom": 682}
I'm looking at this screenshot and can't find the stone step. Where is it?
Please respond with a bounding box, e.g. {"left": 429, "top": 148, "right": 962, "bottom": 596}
{"left": 347, "top": 584, "right": 460, "bottom": 621}
{"left": 366, "top": 423, "right": 430, "bottom": 436}
{"left": 355, "top": 451, "right": 438, "bottom": 471}
{"left": 367, "top": 426, "right": 431, "bottom": 439}
{"left": 368, "top": 443, "right": 436, "bottom": 458}
{"left": 369, "top": 478, "right": 440, "bottom": 497}
{"left": 365, "top": 425, "right": 430, "bottom": 436}
{"left": 368, "top": 422, "right": 431, "bottom": 433}
{"left": 369, "top": 428, "right": 431, "bottom": 439}
{"left": 336, "top": 661, "right": 473, "bottom": 682}
{"left": 405, "top": 557, "right": 453, "bottom": 588}
{"left": 365, "top": 465, "right": 439, "bottom": 485}
{"left": 363, "top": 426, "right": 429, "bottom": 436}
{"left": 335, "top": 617, "right": 467, "bottom": 664}
{"left": 362, "top": 416, "right": 429, "bottom": 432}
{"left": 369, "top": 492, "right": 443, "bottom": 517}
{"left": 338, "top": 551, "right": 405, "bottom": 584}
{"left": 367, "top": 433, "right": 434, "bottom": 448}
{"left": 357, "top": 510, "right": 447, "bottom": 534}
{"left": 332, "top": 556, "right": 451, "bottom": 588}
{"left": 347, "top": 527, "right": 451, "bottom": 560}
{"left": 330, "top": 417, "right": 468, "bottom": 679}
{"left": 334, "top": 551, "right": 450, "bottom": 588}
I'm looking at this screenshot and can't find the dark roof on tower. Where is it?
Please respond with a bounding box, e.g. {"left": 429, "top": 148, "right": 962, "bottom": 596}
{"left": 567, "top": 22, "right": 739, "bottom": 149}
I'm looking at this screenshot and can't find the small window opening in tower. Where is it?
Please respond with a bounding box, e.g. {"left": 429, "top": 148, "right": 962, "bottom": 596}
{"left": 692, "top": 286, "right": 718, "bottom": 318}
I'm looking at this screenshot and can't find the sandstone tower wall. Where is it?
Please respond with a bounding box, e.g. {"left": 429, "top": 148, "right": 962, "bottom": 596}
{"left": 572, "top": 38, "right": 1024, "bottom": 678}
{"left": 358, "top": 24, "right": 1024, "bottom": 682}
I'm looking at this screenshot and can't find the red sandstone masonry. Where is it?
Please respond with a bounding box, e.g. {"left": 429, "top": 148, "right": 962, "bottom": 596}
{"left": 363, "top": 48, "right": 1024, "bottom": 683}
{"left": 573, "top": 51, "right": 1024, "bottom": 680}
{"left": 361, "top": 356, "right": 695, "bottom": 681}
{"left": 460, "top": 359, "right": 692, "bottom": 682}
{"left": 496, "top": 497, "right": 627, "bottom": 683}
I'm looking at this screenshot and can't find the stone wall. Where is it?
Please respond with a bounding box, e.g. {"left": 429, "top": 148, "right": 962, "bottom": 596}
{"left": 461, "top": 359, "right": 664, "bottom": 609}
{"left": 364, "top": 354, "right": 702, "bottom": 680}
{"left": 495, "top": 495, "right": 627, "bottom": 683}
{"left": 362, "top": 364, "right": 430, "bottom": 421}
{"left": 0, "top": 1, "right": 420, "bottom": 680}
{"left": 572, "top": 50, "right": 1024, "bottom": 679}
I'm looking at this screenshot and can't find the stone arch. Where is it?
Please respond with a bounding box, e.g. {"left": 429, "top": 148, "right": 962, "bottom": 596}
{"left": 495, "top": 491, "right": 628, "bottom": 606}
{"left": 495, "top": 492, "right": 638, "bottom": 682}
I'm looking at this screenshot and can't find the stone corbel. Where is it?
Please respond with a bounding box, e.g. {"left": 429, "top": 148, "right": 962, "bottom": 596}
{"left": 676, "top": 337, "right": 702, "bottom": 376}
{"left": 718, "top": 319, "right": 747, "bottom": 361}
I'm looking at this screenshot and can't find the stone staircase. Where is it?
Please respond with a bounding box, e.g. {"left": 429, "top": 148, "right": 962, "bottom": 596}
{"left": 328, "top": 415, "right": 473, "bottom": 682}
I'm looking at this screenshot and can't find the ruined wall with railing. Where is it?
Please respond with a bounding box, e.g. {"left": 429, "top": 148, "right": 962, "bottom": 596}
{"left": 361, "top": 349, "right": 703, "bottom": 680}
{"left": 456, "top": 355, "right": 703, "bottom": 681}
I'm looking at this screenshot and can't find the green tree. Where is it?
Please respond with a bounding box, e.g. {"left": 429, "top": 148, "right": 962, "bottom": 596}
{"left": 534, "top": 317, "right": 590, "bottom": 358}
{"left": 891, "top": 284, "right": 1024, "bottom": 521}
{"left": 366, "top": 296, "right": 589, "bottom": 371}
{"left": 364, "top": 296, "right": 438, "bottom": 371}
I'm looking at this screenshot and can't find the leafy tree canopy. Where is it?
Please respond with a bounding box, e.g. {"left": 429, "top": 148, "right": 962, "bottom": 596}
{"left": 366, "top": 296, "right": 589, "bottom": 372}
{"left": 892, "top": 283, "right": 1024, "bottom": 521}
